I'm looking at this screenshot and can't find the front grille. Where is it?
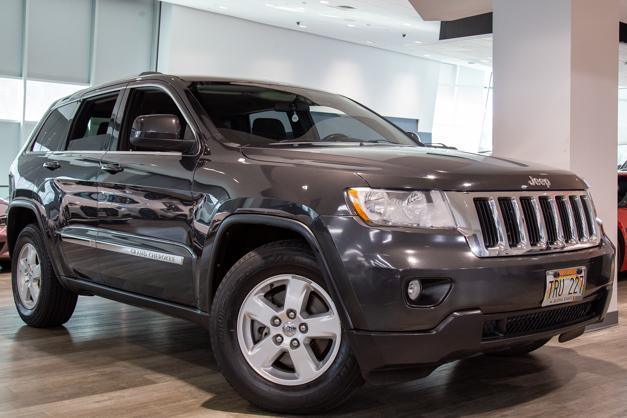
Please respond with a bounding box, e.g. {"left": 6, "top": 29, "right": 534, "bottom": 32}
{"left": 539, "top": 197, "right": 558, "bottom": 244}
{"left": 474, "top": 198, "right": 498, "bottom": 248}
{"left": 570, "top": 195, "right": 585, "bottom": 240}
{"left": 448, "top": 191, "right": 600, "bottom": 257}
{"left": 498, "top": 198, "right": 521, "bottom": 247}
{"left": 520, "top": 197, "right": 540, "bottom": 245}
{"left": 556, "top": 196, "right": 573, "bottom": 242}
{"left": 482, "top": 300, "right": 597, "bottom": 340}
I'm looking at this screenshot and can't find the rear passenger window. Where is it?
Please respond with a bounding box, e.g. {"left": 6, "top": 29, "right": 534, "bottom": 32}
{"left": 66, "top": 93, "right": 119, "bottom": 151}
{"left": 31, "top": 102, "right": 79, "bottom": 152}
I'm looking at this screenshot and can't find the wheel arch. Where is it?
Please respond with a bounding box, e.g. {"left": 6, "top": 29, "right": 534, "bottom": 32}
{"left": 7, "top": 199, "right": 47, "bottom": 257}
{"left": 205, "top": 214, "right": 356, "bottom": 329}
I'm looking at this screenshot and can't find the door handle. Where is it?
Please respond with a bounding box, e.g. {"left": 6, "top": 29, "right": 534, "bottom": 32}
{"left": 100, "top": 162, "right": 124, "bottom": 174}
{"left": 43, "top": 161, "right": 61, "bottom": 170}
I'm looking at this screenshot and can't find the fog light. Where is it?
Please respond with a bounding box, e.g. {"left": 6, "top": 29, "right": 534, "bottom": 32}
{"left": 407, "top": 279, "right": 422, "bottom": 301}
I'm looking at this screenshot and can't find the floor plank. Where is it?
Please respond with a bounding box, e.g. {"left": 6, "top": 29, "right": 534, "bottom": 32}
{"left": 1, "top": 271, "right": 626, "bottom": 417}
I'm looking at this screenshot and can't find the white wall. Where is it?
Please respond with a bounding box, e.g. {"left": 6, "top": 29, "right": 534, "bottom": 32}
{"left": 493, "top": 0, "right": 619, "bottom": 316}
{"left": 157, "top": 4, "right": 442, "bottom": 132}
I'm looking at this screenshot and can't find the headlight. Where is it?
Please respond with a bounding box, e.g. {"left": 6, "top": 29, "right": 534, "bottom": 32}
{"left": 346, "top": 188, "right": 456, "bottom": 229}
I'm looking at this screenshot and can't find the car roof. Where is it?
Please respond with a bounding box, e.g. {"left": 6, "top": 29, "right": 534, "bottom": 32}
{"left": 54, "top": 72, "right": 334, "bottom": 108}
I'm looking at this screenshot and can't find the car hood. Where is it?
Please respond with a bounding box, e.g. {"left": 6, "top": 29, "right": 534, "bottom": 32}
{"left": 241, "top": 145, "right": 586, "bottom": 191}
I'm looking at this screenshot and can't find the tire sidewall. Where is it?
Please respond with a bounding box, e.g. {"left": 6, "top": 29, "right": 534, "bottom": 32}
{"left": 211, "top": 245, "right": 358, "bottom": 411}
{"left": 11, "top": 226, "right": 51, "bottom": 319}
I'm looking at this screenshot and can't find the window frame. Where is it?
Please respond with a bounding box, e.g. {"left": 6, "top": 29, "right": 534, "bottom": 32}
{"left": 25, "top": 84, "right": 126, "bottom": 154}
{"left": 113, "top": 82, "right": 200, "bottom": 156}
{"left": 65, "top": 89, "right": 122, "bottom": 152}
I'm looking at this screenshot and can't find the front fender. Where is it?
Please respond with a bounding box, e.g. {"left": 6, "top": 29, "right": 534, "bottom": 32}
{"left": 195, "top": 212, "right": 365, "bottom": 330}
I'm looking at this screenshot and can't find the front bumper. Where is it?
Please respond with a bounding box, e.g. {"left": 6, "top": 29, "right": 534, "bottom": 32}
{"left": 319, "top": 216, "right": 614, "bottom": 383}
{"left": 348, "top": 289, "right": 609, "bottom": 383}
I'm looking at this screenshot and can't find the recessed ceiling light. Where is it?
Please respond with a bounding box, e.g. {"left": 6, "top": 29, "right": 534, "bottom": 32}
{"left": 365, "top": 40, "right": 375, "bottom": 44}
{"left": 218, "top": 5, "right": 228, "bottom": 9}
{"left": 403, "top": 23, "right": 412, "bottom": 27}
{"left": 320, "top": 0, "right": 330, "bottom": 3}
{"left": 414, "top": 40, "right": 423, "bottom": 44}
{"left": 346, "top": 23, "right": 356, "bottom": 28}
{"left": 423, "top": 54, "right": 431, "bottom": 57}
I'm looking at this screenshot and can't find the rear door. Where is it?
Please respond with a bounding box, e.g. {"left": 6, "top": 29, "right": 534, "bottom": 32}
{"left": 40, "top": 89, "right": 123, "bottom": 280}
{"left": 95, "top": 82, "right": 199, "bottom": 305}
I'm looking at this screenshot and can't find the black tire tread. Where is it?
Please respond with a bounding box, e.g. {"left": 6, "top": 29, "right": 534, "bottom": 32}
{"left": 210, "top": 239, "right": 363, "bottom": 414}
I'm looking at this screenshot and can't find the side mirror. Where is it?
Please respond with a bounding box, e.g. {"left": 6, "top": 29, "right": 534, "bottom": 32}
{"left": 406, "top": 131, "right": 421, "bottom": 143}
{"left": 130, "top": 114, "right": 195, "bottom": 152}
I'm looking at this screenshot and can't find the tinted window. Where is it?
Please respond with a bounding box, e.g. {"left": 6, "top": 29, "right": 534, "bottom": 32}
{"left": 119, "top": 87, "right": 191, "bottom": 151}
{"left": 619, "top": 176, "right": 627, "bottom": 207}
{"left": 66, "top": 93, "right": 118, "bottom": 151}
{"left": 189, "top": 82, "right": 416, "bottom": 147}
{"left": 31, "top": 102, "right": 79, "bottom": 152}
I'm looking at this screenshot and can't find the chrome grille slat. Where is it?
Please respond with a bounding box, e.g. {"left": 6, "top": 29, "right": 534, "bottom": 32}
{"left": 446, "top": 190, "right": 600, "bottom": 257}
{"left": 530, "top": 197, "right": 548, "bottom": 247}
{"left": 572, "top": 196, "right": 589, "bottom": 241}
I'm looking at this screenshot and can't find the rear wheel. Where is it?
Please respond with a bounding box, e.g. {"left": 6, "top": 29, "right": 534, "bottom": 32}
{"left": 11, "top": 225, "right": 77, "bottom": 327}
{"left": 210, "top": 240, "right": 362, "bottom": 414}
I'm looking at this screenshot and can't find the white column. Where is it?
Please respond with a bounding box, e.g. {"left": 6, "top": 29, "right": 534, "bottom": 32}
{"left": 493, "top": 0, "right": 619, "bottom": 318}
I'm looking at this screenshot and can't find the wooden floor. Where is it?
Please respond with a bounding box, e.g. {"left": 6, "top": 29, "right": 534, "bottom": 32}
{"left": 1, "top": 272, "right": 627, "bottom": 418}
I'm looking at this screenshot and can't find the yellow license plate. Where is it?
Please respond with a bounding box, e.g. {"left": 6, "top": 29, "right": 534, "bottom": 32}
{"left": 542, "top": 267, "right": 586, "bottom": 307}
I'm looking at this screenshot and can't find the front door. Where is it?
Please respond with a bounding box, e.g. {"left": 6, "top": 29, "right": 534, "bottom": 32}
{"left": 96, "top": 84, "right": 199, "bottom": 306}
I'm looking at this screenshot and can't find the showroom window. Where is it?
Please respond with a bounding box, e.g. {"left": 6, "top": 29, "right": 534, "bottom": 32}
{"left": 432, "top": 64, "right": 493, "bottom": 153}
{"left": 0, "top": 77, "right": 23, "bottom": 122}
{"left": 25, "top": 80, "right": 87, "bottom": 122}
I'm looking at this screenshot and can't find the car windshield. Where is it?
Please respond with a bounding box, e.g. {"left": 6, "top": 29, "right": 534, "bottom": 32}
{"left": 189, "top": 82, "right": 418, "bottom": 147}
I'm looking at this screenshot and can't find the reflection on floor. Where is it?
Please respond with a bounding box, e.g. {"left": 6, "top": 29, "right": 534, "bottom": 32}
{"left": 0, "top": 271, "right": 626, "bottom": 417}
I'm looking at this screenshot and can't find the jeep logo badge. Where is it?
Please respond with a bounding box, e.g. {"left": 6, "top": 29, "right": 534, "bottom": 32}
{"left": 528, "top": 176, "right": 551, "bottom": 188}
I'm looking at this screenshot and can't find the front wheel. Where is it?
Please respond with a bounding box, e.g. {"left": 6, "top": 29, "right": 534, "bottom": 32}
{"left": 210, "top": 240, "right": 362, "bottom": 414}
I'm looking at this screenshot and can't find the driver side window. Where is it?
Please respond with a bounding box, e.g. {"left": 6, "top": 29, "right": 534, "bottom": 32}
{"left": 119, "top": 87, "right": 192, "bottom": 151}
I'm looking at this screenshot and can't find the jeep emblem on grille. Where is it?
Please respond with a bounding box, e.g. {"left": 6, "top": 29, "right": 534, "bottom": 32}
{"left": 528, "top": 176, "right": 551, "bottom": 188}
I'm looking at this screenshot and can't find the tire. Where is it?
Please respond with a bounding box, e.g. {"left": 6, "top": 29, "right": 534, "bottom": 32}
{"left": 210, "top": 240, "right": 363, "bottom": 414}
{"left": 488, "top": 337, "right": 551, "bottom": 357}
{"left": 11, "top": 224, "right": 78, "bottom": 327}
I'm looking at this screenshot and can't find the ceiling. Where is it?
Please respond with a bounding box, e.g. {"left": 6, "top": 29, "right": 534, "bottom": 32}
{"left": 162, "top": 0, "right": 443, "bottom": 58}
{"left": 161, "top": 0, "right": 627, "bottom": 81}
{"left": 409, "top": 0, "right": 491, "bottom": 21}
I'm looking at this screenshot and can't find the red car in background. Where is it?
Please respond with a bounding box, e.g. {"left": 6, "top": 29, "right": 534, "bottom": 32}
{"left": 618, "top": 172, "right": 627, "bottom": 272}
{"left": 0, "top": 198, "right": 8, "bottom": 269}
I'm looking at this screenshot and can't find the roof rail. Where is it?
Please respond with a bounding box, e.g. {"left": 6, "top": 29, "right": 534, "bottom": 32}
{"left": 138, "top": 71, "right": 162, "bottom": 76}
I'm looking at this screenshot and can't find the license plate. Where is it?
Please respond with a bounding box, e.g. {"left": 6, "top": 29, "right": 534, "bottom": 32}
{"left": 542, "top": 267, "right": 586, "bottom": 307}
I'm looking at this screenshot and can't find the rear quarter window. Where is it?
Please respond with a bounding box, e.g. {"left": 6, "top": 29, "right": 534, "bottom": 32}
{"left": 31, "top": 102, "right": 79, "bottom": 152}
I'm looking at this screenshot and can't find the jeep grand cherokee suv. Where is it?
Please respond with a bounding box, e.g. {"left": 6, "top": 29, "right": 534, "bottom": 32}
{"left": 8, "top": 73, "right": 614, "bottom": 413}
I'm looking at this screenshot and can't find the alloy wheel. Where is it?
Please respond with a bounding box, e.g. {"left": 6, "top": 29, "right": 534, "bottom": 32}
{"left": 16, "top": 243, "right": 42, "bottom": 309}
{"left": 237, "top": 274, "right": 342, "bottom": 386}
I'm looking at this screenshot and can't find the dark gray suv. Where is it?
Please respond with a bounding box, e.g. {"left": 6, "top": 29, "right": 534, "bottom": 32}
{"left": 7, "top": 72, "right": 614, "bottom": 413}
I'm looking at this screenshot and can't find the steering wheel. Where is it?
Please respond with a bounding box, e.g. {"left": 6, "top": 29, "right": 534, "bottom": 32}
{"left": 321, "top": 133, "right": 350, "bottom": 142}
